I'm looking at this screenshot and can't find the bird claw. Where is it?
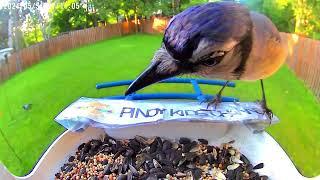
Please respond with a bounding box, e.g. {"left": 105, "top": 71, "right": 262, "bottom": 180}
{"left": 199, "top": 99, "right": 207, "bottom": 105}
{"left": 206, "top": 94, "right": 222, "bottom": 110}
{"left": 259, "top": 101, "right": 274, "bottom": 124}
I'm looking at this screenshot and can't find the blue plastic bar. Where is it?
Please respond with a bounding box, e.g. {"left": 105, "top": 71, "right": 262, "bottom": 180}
{"left": 190, "top": 79, "right": 202, "bottom": 95}
{"left": 160, "top": 78, "right": 235, "bottom": 87}
{"left": 96, "top": 78, "right": 235, "bottom": 89}
{"left": 104, "top": 93, "right": 238, "bottom": 102}
{"left": 96, "top": 80, "right": 133, "bottom": 89}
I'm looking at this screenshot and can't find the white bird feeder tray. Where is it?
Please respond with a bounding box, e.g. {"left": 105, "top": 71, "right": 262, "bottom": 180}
{"left": 0, "top": 99, "right": 319, "bottom": 180}
{"left": 1, "top": 79, "right": 319, "bottom": 179}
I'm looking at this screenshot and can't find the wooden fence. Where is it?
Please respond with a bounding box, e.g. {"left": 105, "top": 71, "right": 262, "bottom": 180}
{"left": 281, "top": 33, "right": 320, "bottom": 99}
{"left": 140, "top": 17, "right": 171, "bottom": 34}
{"left": 0, "top": 22, "right": 134, "bottom": 82}
{"left": 0, "top": 17, "right": 319, "bottom": 100}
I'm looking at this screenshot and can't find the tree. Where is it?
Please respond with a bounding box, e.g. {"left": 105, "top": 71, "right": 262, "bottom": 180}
{"left": 9, "top": 1, "right": 27, "bottom": 50}
{"left": 291, "top": 0, "right": 320, "bottom": 38}
{"left": 22, "top": 14, "right": 44, "bottom": 46}
{"left": 20, "top": 0, "right": 48, "bottom": 46}
{"left": 157, "top": 0, "right": 200, "bottom": 16}
{"left": 48, "top": 0, "right": 97, "bottom": 37}
{"left": 261, "top": 0, "right": 295, "bottom": 33}
{"left": 243, "top": 0, "right": 320, "bottom": 39}
{"left": 0, "top": 9, "right": 10, "bottom": 49}
{"left": 91, "top": 0, "right": 122, "bottom": 23}
{"left": 138, "top": 0, "right": 160, "bottom": 18}
{"left": 309, "top": 0, "right": 320, "bottom": 39}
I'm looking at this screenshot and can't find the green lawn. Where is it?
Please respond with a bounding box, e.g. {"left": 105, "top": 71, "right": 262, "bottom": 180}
{"left": 0, "top": 34, "right": 319, "bottom": 177}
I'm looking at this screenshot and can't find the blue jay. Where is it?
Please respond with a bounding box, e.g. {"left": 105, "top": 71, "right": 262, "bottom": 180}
{"left": 125, "top": 2, "right": 287, "bottom": 118}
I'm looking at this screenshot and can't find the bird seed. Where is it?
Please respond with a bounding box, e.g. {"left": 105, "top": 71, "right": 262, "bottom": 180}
{"left": 55, "top": 135, "right": 268, "bottom": 180}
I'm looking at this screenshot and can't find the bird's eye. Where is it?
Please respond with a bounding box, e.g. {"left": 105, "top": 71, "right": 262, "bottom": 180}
{"left": 200, "top": 51, "right": 225, "bottom": 67}
{"left": 202, "top": 58, "right": 219, "bottom": 66}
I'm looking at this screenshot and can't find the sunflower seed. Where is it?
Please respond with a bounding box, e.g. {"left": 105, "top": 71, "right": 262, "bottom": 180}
{"left": 192, "top": 168, "right": 202, "bottom": 180}
{"left": 199, "top": 154, "right": 207, "bottom": 166}
{"left": 185, "top": 152, "right": 197, "bottom": 161}
{"left": 231, "top": 156, "right": 243, "bottom": 164}
{"left": 207, "top": 145, "right": 214, "bottom": 153}
{"left": 227, "top": 163, "right": 240, "bottom": 170}
{"left": 134, "top": 135, "right": 149, "bottom": 145}
{"left": 179, "top": 137, "right": 191, "bottom": 144}
{"left": 152, "top": 159, "right": 162, "bottom": 168}
{"left": 172, "top": 142, "right": 179, "bottom": 149}
{"left": 149, "top": 168, "right": 163, "bottom": 174}
{"left": 249, "top": 172, "right": 259, "bottom": 178}
{"left": 240, "top": 154, "right": 250, "bottom": 165}
{"left": 162, "top": 140, "right": 172, "bottom": 151}
{"left": 162, "top": 166, "right": 176, "bottom": 175}
{"left": 116, "top": 174, "right": 127, "bottom": 180}
{"left": 253, "top": 163, "right": 264, "bottom": 169}
{"left": 103, "top": 163, "right": 112, "bottom": 175}
{"left": 127, "top": 171, "right": 133, "bottom": 180}
{"left": 159, "top": 159, "right": 173, "bottom": 167}
{"left": 175, "top": 172, "right": 187, "bottom": 178}
{"left": 247, "top": 163, "right": 253, "bottom": 172}
{"left": 198, "top": 138, "right": 208, "bottom": 145}
{"left": 190, "top": 145, "right": 201, "bottom": 153}
{"left": 129, "top": 164, "right": 139, "bottom": 176}
{"left": 260, "top": 175, "right": 269, "bottom": 180}
{"left": 149, "top": 141, "right": 157, "bottom": 154}
{"left": 207, "top": 154, "right": 215, "bottom": 165}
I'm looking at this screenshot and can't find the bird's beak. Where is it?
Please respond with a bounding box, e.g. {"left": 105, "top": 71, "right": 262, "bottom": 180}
{"left": 125, "top": 60, "right": 181, "bottom": 95}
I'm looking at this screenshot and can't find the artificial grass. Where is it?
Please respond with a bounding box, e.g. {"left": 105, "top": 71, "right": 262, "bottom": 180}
{"left": 0, "top": 34, "right": 319, "bottom": 177}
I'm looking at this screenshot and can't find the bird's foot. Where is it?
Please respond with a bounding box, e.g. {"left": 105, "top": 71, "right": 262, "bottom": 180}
{"left": 259, "top": 100, "right": 273, "bottom": 124}
{"left": 206, "top": 94, "right": 222, "bottom": 110}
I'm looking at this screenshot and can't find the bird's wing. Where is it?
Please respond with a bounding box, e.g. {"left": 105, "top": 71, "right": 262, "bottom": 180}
{"left": 163, "top": 2, "right": 252, "bottom": 61}
{"left": 238, "top": 12, "right": 287, "bottom": 80}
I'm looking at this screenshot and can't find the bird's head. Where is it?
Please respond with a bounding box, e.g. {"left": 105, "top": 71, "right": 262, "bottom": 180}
{"left": 125, "top": 2, "right": 253, "bottom": 95}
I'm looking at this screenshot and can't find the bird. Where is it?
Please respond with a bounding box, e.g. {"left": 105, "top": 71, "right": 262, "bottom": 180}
{"left": 125, "top": 1, "right": 287, "bottom": 118}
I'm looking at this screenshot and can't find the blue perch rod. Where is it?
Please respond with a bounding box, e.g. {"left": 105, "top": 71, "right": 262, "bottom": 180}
{"left": 96, "top": 78, "right": 238, "bottom": 102}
